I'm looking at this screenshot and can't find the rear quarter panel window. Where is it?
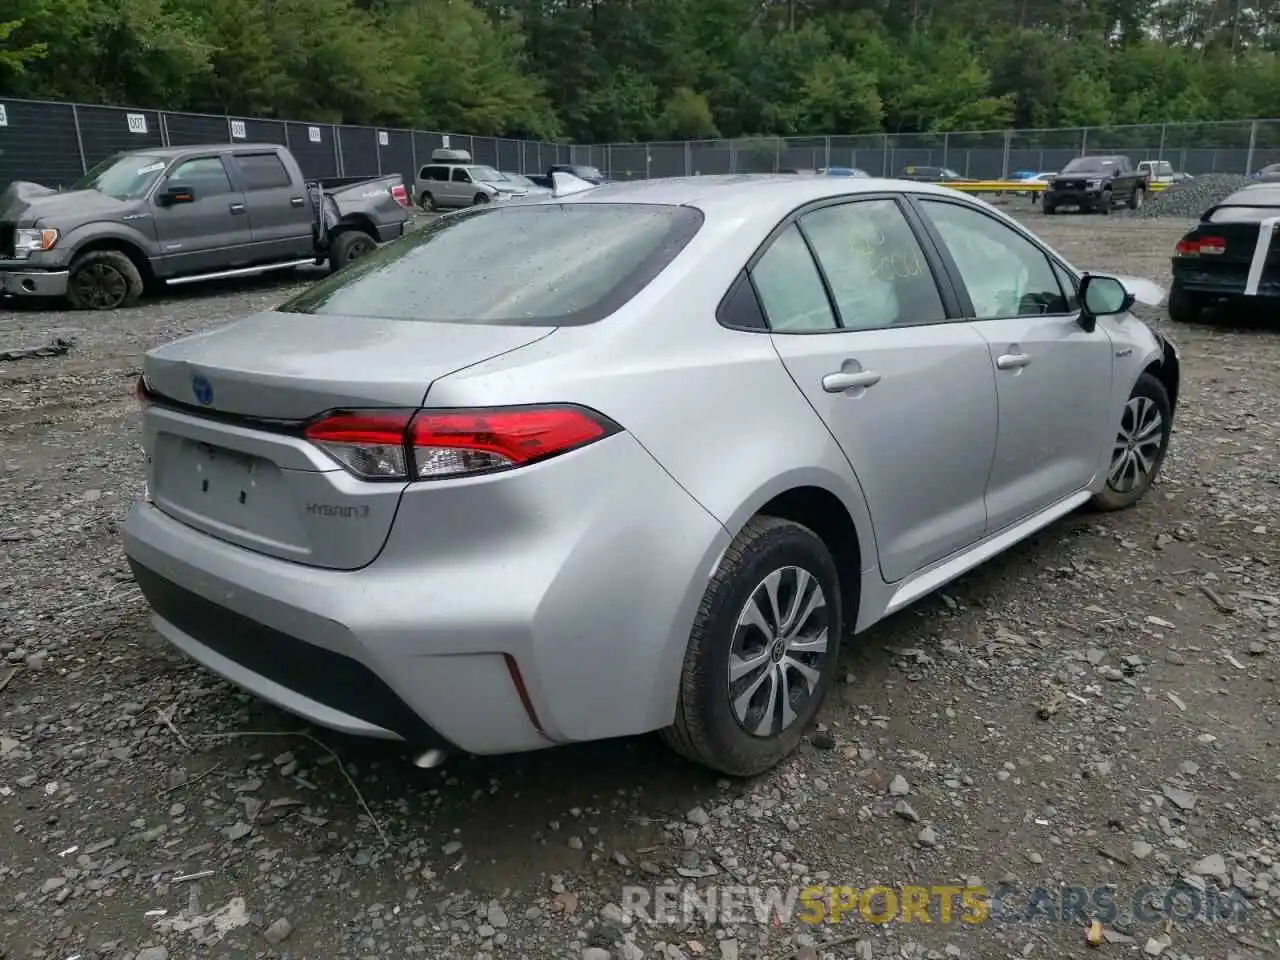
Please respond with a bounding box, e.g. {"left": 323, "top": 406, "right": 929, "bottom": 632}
{"left": 278, "top": 203, "right": 704, "bottom": 326}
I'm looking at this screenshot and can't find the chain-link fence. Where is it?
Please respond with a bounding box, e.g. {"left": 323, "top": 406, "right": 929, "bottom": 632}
{"left": 4, "top": 97, "right": 1280, "bottom": 191}
{"left": 0, "top": 96, "right": 574, "bottom": 194}
{"left": 579, "top": 120, "right": 1280, "bottom": 181}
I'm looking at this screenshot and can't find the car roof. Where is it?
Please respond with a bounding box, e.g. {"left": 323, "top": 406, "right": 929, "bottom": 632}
{"left": 548, "top": 174, "right": 993, "bottom": 217}
{"left": 124, "top": 143, "right": 287, "bottom": 160}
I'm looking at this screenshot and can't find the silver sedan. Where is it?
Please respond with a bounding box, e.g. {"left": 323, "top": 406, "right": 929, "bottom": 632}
{"left": 123, "top": 175, "right": 1180, "bottom": 777}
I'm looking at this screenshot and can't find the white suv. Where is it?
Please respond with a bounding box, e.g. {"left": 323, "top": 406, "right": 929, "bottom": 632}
{"left": 414, "top": 149, "right": 526, "bottom": 210}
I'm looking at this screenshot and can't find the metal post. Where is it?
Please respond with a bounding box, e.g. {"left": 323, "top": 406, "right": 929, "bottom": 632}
{"left": 883, "top": 134, "right": 891, "bottom": 177}
{"left": 159, "top": 112, "right": 170, "bottom": 147}
{"left": 1081, "top": 127, "right": 1088, "bottom": 157}
{"left": 824, "top": 135, "right": 831, "bottom": 170}
{"left": 1157, "top": 123, "right": 1166, "bottom": 161}
{"left": 607, "top": 143, "right": 613, "bottom": 179}
{"left": 685, "top": 141, "right": 692, "bottom": 177}
{"left": 376, "top": 131, "right": 383, "bottom": 176}
{"left": 226, "top": 116, "right": 234, "bottom": 143}
{"left": 70, "top": 104, "right": 88, "bottom": 174}
{"left": 283, "top": 121, "right": 291, "bottom": 151}
{"left": 1000, "top": 129, "right": 1011, "bottom": 179}
{"left": 729, "top": 139, "right": 737, "bottom": 175}
{"left": 942, "top": 132, "right": 950, "bottom": 168}
{"left": 1245, "top": 120, "right": 1258, "bottom": 175}
{"left": 774, "top": 138, "right": 781, "bottom": 173}
{"left": 334, "top": 125, "right": 344, "bottom": 178}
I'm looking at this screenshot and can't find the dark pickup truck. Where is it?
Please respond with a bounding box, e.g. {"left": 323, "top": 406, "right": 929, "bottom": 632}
{"left": 0, "top": 143, "right": 412, "bottom": 310}
{"left": 1043, "top": 155, "right": 1149, "bottom": 215}
{"left": 526, "top": 163, "right": 607, "bottom": 189}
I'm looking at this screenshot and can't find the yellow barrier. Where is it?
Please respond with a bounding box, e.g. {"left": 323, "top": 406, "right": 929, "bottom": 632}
{"left": 940, "top": 180, "right": 1170, "bottom": 193}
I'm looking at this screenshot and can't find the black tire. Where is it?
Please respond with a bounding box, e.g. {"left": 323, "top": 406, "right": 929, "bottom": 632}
{"left": 1043, "top": 202, "right": 1056, "bottom": 215}
{"left": 419, "top": 191, "right": 436, "bottom": 212}
{"left": 662, "top": 516, "right": 844, "bottom": 777}
{"left": 327, "top": 230, "right": 377, "bottom": 274}
{"left": 1098, "top": 191, "right": 1113, "bottom": 215}
{"left": 65, "top": 249, "right": 143, "bottom": 311}
{"left": 473, "top": 193, "right": 490, "bottom": 205}
{"left": 1091, "top": 372, "right": 1173, "bottom": 512}
{"left": 1167, "top": 283, "right": 1202, "bottom": 324}
{"left": 1129, "top": 187, "right": 1145, "bottom": 211}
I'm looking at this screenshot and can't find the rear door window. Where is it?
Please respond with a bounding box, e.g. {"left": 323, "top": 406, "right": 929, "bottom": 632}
{"left": 232, "top": 153, "right": 292, "bottom": 191}
{"left": 278, "top": 203, "right": 703, "bottom": 326}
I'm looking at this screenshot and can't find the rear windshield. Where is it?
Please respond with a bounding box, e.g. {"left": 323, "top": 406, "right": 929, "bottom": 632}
{"left": 1206, "top": 205, "right": 1280, "bottom": 224}
{"left": 279, "top": 203, "right": 703, "bottom": 325}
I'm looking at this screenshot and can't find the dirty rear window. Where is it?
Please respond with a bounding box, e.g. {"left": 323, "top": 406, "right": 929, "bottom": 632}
{"left": 1206, "top": 205, "right": 1280, "bottom": 224}
{"left": 279, "top": 203, "right": 704, "bottom": 326}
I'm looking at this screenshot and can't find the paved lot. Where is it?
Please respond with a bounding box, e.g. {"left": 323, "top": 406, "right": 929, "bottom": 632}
{"left": 0, "top": 212, "right": 1278, "bottom": 960}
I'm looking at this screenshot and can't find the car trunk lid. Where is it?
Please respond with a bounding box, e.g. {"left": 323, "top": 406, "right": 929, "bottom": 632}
{"left": 140, "top": 311, "right": 555, "bottom": 569}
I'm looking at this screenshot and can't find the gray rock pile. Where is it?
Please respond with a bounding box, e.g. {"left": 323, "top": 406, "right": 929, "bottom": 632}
{"left": 1134, "top": 173, "right": 1251, "bottom": 220}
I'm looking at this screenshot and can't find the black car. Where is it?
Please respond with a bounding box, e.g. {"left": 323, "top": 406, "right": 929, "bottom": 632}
{"left": 1042, "top": 155, "right": 1148, "bottom": 215}
{"left": 1168, "top": 183, "right": 1280, "bottom": 323}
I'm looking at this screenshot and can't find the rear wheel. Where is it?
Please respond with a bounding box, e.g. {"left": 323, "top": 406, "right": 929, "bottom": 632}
{"left": 66, "top": 249, "right": 144, "bottom": 310}
{"left": 1043, "top": 202, "right": 1057, "bottom": 215}
{"left": 328, "top": 230, "right": 377, "bottom": 274}
{"left": 1091, "top": 373, "right": 1172, "bottom": 512}
{"left": 662, "top": 516, "right": 842, "bottom": 777}
{"left": 1167, "top": 283, "right": 1203, "bottom": 324}
{"left": 419, "top": 191, "right": 436, "bottom": 212}
{"left": 1129, "top": 187, "right": 1146, "bottom": 211}
{"left": 1098, "top": 191, "right": 1113, "bottom": 214}
{"left": 473, "top": 193, "right": 490, "bottom": 205}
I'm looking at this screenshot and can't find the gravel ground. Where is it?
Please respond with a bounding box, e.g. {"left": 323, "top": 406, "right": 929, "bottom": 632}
{"left": 1, "top": 213, "right": 1278, "bottom": 960}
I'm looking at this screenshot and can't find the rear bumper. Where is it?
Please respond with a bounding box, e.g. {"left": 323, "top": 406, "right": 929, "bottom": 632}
{"left": 1172, "top": 262, "right": 1280, "bottom": 300}
{"left": 0, "top": 267, "right": 69, "bottom": 298}
{"left": 122, "top": 432, "right": 730, "bottom": 755}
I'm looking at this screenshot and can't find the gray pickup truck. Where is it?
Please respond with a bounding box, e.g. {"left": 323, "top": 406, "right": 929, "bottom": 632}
{"left": 0, "top": 143, "right": 412, "bottom": 310}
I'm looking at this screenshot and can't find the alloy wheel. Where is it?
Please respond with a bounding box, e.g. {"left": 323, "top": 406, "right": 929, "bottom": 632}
{"left": 73, "top": 263, "right": 128, "bottom": 309}
{"left": 727, "top": 566, "right": 830, "bottom": 738}
{"left": 1108, "top": 395, "right": 1164, "bottom": 493}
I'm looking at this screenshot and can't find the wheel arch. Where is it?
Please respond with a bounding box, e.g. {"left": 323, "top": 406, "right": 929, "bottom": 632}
{"left": 1145, "top": 335, "right": 1181, "bottom": 416}
{"left": 722, "top": 470, "right": 878, "bottom": 634}
{"left": 330, "top": 214, "right": 379, "bottom": 242}
{"left": 69, "top": 236, "right": 154, "bottom": 283}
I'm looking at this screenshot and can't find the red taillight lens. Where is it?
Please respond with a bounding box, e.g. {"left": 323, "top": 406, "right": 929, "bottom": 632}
{"left": 303, "top": 406, "right": 616, "bottom": 481}
{"left": 391, "top": 184, "right": 409, "bottom": 207}
{"left": 1176, "top": 235, "right": 1226, "bottom": 256}
{"left": 303, "top": 410, "right": 414, "bottom": 480}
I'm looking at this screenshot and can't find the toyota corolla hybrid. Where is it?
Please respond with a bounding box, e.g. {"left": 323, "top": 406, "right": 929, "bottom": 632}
{"left": 124, "top": 174, "right": 1180, "bottom": 777}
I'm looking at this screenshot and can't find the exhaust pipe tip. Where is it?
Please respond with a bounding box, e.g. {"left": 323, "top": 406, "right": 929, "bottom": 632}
{"left": 412, "top": 748, "right": 448, "bottom": 769}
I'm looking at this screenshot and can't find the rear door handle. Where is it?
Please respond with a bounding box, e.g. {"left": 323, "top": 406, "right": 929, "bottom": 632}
{"left": 290, "top": 197, "right": 305, "bottom": 208}
{"left": 822, "top": 369, "right": 882, "bottom": 393}
{"left": 229, "top": 202, "right": 247, "bottom": 215}
{"left": 996, "top": 352, "right": 1032, "bottom": 370}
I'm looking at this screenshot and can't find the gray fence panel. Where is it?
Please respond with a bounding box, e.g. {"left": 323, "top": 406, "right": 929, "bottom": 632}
{"left": 164, "top": 112, "right": 231, "bottom": 147}
{"left": 378, "top": 128, "right": 415, "bottom": 192}
{"left": 0, "top": 99, "right": 84, "bottom": 187}
{"left": 338, "top": 126, "right": 379, "bottom": 178}
{"left": 470, "top": 137, "right": 498, "bottom": 167}
{"left": 284, "top": 122, "right": 339, "bottom": 181}
{"left": 77, "top": 104, "right": 164, "bottom": 168}
{"left": 236, "top": 118, "right": 288, "bottom": 147}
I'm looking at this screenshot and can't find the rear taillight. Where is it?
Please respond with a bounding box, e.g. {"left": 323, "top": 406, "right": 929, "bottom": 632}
{"left": 1176, "top": 235, "right": 1225, "bottom": 256}
{"left": 391, "top": 184, "right": 409, "bottom": 207}
{"left": 302, "top": 406, "right": 618, "bottom": 481}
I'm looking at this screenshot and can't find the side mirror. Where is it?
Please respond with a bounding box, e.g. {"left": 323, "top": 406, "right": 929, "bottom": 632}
{"left": 158, "top": 184, "right": 195, "bottom": 206}
{"left": 1078, "top": 274, "right": 1135, "bottom": 331}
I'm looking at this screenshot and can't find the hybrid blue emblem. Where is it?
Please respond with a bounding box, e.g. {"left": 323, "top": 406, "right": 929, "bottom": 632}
{"left": 191, "top": 374, "right": 213, "bottom": 406}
